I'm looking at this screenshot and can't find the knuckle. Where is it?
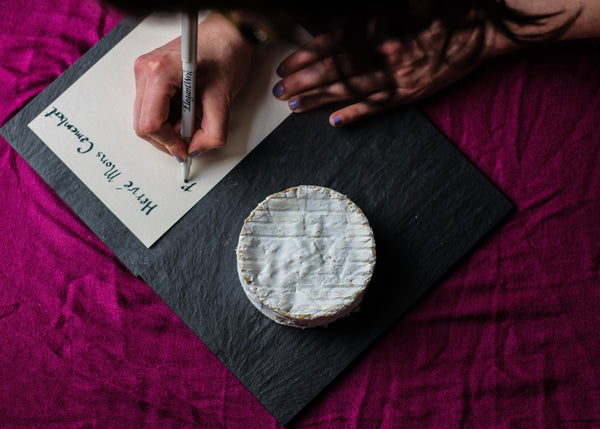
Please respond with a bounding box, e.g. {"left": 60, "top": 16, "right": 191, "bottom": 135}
{"left": 329, "top": 81, "right": 348, "bottom": 97}
{"left": 133, "top": 55, "right": 148, "bottom": 73}
{"left": 208, "top": 136, "right": 227, "bottom": 148}
{"left": 320, "top": 57, "right": 337, "bottom": 77}
{"left": 192, "top": 128, "right": 228, "bottom": 150}
{"left": 380, "top": 39, "right": 402, "bottom": 56}
{"left": 203, "top": 131, "right": 227, "bottom": 149}
{"left": 379, "top": 40, "right": 404, "bottom": 66}
{"left": 145, "top": 56, "right": 169, "bottom": 76}
{"left": 138, "top": 118, "right": 161, "bottom": 136}
{"left": 134, "top": 52, "right": 173, "bottom": 77}
{"left": 393, "top": 67, "right": 410, "bottom": 81}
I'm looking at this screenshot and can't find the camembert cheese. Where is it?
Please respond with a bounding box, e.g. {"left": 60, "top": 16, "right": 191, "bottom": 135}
{"left": 236, "top": 185, "right": 376, "bottom": 328}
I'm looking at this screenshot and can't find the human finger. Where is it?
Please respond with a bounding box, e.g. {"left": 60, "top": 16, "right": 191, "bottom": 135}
{"left": 134, "top": 56, "right": 170, "bottom": 153}
{"left": 286, "top": 70, "right": 392, "bottom": 113}
{"left": 276, "top": 32, "right": 339, "bottom": 77}
{"left": 138, "top": 92, "right": 188, "bottom": 159}
{"left": 137, "top": 72, "right": 188, "bottom": 160}
{"left": 133, "top": 47, "right": 190, "bottom": 160}
{"left": 327, "top": 89, "right": 409, "bottom": 126}
{"left": 273, "top": 54, "right": 352, "bottom": 101}
{"left": 133, "top": 55, "right": 147, "bottom": 143}
{"left": 187, "top": 87, "right": 229, "bottom": 155}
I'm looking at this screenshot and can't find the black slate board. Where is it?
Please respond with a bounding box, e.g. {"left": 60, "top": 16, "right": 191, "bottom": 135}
{"left": 1, "top": 16, "right": 513, "bottom": 426}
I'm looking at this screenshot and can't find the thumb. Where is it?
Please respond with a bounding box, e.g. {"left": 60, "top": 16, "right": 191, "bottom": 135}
{"left": 187, "top": 92, "right": 229, "bottom": 155}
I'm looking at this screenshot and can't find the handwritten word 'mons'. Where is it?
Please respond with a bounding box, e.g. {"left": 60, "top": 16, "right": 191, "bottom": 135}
{"left": 44, "top": 106, "right": 93, "bottom": 154}
{"left": 96, "top": 151, "right": 122, "bottom": 183}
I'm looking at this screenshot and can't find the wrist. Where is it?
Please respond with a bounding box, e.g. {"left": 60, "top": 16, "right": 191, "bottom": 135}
{"left": 204, "top": 11, "right": 257, "bottom": 53}
{"left": 219, "top": 10, "right": 277, "bottom": 49}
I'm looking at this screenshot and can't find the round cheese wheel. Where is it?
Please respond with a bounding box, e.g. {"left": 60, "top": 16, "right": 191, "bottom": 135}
{"left": 236, "top": 185, "right": 376, "bottom": 328}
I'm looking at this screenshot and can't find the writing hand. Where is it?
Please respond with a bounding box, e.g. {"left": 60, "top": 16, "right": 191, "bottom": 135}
{"left": 133, "top": 12, "right": 254, "bottom": 160}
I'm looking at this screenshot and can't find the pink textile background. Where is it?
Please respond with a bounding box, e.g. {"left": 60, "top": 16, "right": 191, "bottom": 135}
{"left": 1, "top": 0, "right": 599, "bottom": 427}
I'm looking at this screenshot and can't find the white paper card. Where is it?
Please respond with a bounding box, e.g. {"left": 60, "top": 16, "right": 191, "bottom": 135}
{"left": 28, "top": 13, "right": 305, "bottom": 247}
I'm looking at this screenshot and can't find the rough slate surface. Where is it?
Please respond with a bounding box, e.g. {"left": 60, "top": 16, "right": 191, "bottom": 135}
{"left": 1, "top": 16, "right": 513, "bottom": 426}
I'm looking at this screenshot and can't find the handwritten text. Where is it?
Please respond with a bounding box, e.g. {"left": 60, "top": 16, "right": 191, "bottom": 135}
{"left": 44, "top": 106, "right": 94, "bottom": 154}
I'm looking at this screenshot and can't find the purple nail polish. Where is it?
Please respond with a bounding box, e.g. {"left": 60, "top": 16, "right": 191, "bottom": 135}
{"left": 276, "top": 64, "right": 284, "bottom": 77}
{"left": 190, "top": 150, "right": 205, "bottom": 158}
{"left": 332, "top": 115, "right": 343, "bottom": 126}
{"left": 175, "top": 156, "right": 184, "bottom": 163}
{"left": 272, "top": 83, "right": 284, "bottom": 98}
{"left": 289, "top": 98, "right": 300, "bottom": 110}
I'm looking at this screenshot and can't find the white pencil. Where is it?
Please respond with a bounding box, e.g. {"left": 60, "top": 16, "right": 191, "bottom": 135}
{"left": 180, "top": 10, "right": 198, "bottom": 183}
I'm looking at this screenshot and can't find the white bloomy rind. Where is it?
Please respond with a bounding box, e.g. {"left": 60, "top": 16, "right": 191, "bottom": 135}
{"left": 236, "top": 185, "right": 376, "bottom": 328}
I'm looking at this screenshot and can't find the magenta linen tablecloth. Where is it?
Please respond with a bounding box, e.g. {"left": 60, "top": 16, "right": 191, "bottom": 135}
{"left": 1, "top": 1, "right": 599, "bottom": 427}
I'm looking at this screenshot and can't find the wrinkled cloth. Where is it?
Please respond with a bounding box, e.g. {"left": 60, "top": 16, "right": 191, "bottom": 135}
{"left": 1, "top": 1, "right": 599, "bottom": 427}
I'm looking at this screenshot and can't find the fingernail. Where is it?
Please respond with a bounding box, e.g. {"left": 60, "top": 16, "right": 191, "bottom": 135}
{"left": 331, "top": 115, "right": 343, "bottom": 126}
{"left": 272, "top": 83, "right": 284, "bottom": 98}
{"left": 289, "top": 98, "right": 300, "bottom": 110}
{"left": 190, "top": 150, "right": 205, "bottom": 158}
{"left": 276, "top": 64, "right": 284, "bottom": 77}
{"left": 175, "top": 156, "right": 184, "bottom": 163}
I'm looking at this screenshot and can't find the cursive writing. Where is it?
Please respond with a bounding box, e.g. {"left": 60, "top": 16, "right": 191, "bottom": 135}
{"left": 96, "top": 151, "right": 123, "bottom": 183}
{"left": 182, "top": 70, "right": 193, "bottom": 113}
{"left": 44, "top": 106, "right": 94, "bottom": 154}
{"left": 38, "top": 105, "right": 200, "bottom": 218}
{"left": 117, "top": 180, "right": 158, "bottom": 216}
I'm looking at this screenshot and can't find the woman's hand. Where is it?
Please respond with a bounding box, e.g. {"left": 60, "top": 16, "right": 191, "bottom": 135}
{"left": 273, "top": 0, "right": 600, "bottom": 127}
{"left": 133, "top": 12, "right": 254, "bottom": 160}
{"left": 272, "top": 21, "right": 507, "bottom": 126}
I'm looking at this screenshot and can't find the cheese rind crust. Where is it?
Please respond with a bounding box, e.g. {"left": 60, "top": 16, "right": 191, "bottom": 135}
{"left": 236, "top": 185, "right": 376, "bottom": 328}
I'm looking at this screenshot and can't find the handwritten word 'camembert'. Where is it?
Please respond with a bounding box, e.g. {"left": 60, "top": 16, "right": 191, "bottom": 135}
{"left": 44, "top": 106, "right": 94, "bottom": 154}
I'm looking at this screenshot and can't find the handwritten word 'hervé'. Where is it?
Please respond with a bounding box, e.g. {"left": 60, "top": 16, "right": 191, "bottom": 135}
{"left": 116, "top": 180, "right": 157, "bottom": 215}
{"left": 44, "top": 106, "right": 94, "bottom": 154}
